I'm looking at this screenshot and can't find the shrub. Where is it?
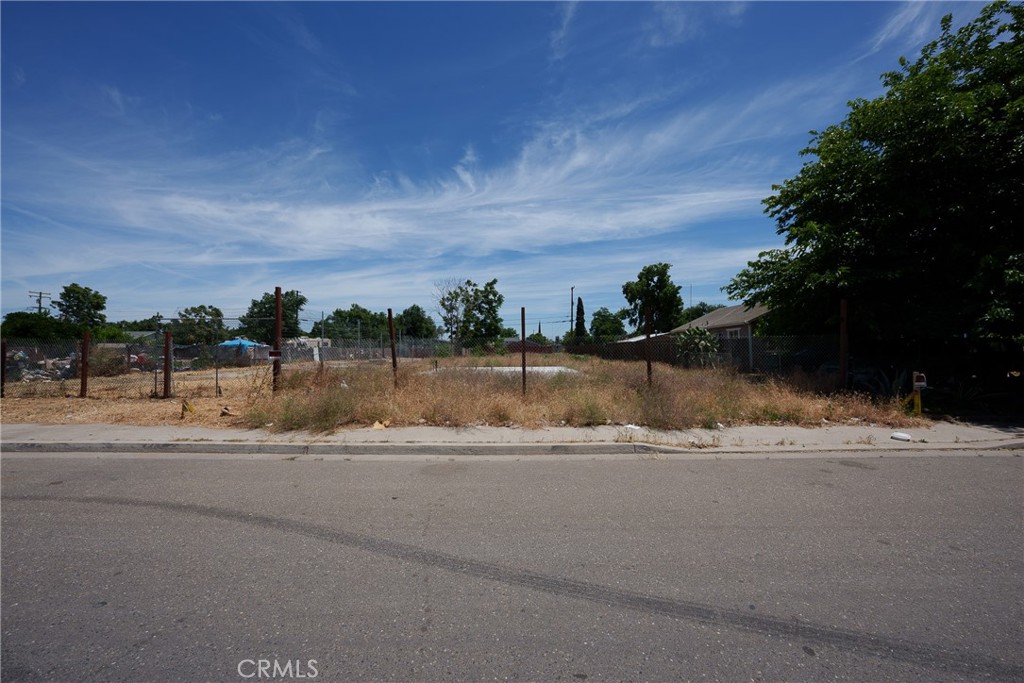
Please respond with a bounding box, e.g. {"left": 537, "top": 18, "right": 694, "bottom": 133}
{"left": 676, "top": 328, "right": 720, "bottom": 368}
{"left": 89, "top": 347, "right": 129, "bottom": 377}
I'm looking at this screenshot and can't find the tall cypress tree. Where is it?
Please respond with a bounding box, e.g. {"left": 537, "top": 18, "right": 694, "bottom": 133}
{"left": 574, "top": 297, "right": 588, "bottom": 340}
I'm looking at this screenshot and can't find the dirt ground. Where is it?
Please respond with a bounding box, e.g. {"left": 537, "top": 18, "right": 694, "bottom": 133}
{"left": 1, "top": 394, "right": 254, "bottom": 429}
{"left": 1, "top": 366, "right": 270, "bottom": 429}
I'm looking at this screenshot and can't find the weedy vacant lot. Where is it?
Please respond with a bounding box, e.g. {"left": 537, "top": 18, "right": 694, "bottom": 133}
{"left": 1, "top": 355, "right": 921, "bottom": 433}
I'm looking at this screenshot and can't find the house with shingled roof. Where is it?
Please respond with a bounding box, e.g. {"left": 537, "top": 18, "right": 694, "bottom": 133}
{"left": 670, "top": 303, "right": 769, "bottom": 340}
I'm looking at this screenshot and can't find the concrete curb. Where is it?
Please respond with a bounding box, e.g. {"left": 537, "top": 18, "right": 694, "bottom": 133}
{"left": 0, "top": 441, "right": 671, "bottom": 457}
{"left": 3, "top": 440, "right": 1021, "bottom": 457}
{"left": 4, "top": 422, "right": 1022, "bottom": 458}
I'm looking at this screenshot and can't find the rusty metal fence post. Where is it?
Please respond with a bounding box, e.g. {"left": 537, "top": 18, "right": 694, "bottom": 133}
{"left": 163, "top": 331, "right": 173, "bottom": 398}
{"left": 839, "top": 298, "right": 849, "bottom": 389}
{"left": 644, "top": 307, "right": 652, "bottom": 387}
{"left": 80, "top": 330, "right": 91, "bottom": 398}
{"left": 521, "top": 307, "right": 527, "bottom": 396}
{"left": 388, "top": 308, "right": 398, "bottom": 389}
{"left": 273, "top": 286, "right": 283, "bottom": 393}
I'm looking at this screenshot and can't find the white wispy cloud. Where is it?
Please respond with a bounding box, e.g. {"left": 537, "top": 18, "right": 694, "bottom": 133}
{"left": 859, "top": 2, "right": 962, "bottom": 61}
{"left": 280, "top": 11, "right": 324, "bottom": 56}
{"left": 453, "top": 145, "right": 479, "bottom": 193}
{"left": 549, "top": 1, "right": 579, "bottom": 62}
{"left": 2, "top": 81, "right": 801, "bottom": 321}
{"left": 99, "top": 85, "right": 141, "bottom": 117}
{"left": 645, "top": 3, "right": 698, "bottom": 48}
{"left": 3, "top": 15, "right": 875, "bottom": 323}
{"left": 642, "top": 2, "right": 748, "bottom": 49}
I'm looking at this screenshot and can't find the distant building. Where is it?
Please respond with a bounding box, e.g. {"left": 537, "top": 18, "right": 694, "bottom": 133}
{"left": 670, "top": 304, "right": 769, "bottom": 339}
{"left": 286, "top": 337, "right": 331, "bottom": 348}
{"left": 125, "top": 330, "right": 162, "bottom": 343}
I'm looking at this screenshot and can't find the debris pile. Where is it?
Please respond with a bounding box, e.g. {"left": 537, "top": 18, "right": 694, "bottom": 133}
{"left": 7, "top": 351, "right": 76, "bottom": 382}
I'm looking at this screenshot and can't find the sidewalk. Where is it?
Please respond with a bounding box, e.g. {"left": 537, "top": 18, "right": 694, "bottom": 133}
{"left": 2, "top": 420, "right": 1022, "bottom": 458}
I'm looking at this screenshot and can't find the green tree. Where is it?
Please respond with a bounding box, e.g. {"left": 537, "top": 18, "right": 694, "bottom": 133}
{"left": 173, "top": 305, "right": 226, "bottom": 345}
{"left": 90, "top": 325, "right": 132, "bottom": 343}
{"left": 463, "top": 279, "right": 505, "bottom": 341}
{"left": 395, "top": 304, "right": 439, "bottom": 339}
{"left": 527, "top": 331, "right": 551, "bottom": 345}
{"left": 434, "top": 278, "right": 466, "bottom": 345}
{"left": 726, "top": 1, "right": 1024, "bottom": 341}
{"left": 1, "top": 311, "right": 79, "bottom": 339}
{"left": 117, "top": 314, "right": 165, "bottom": 332}
{"left": 238, "top": 290, "right": 307, "bottom": 343}
{"left": 52, "top": 283, "right": 107, "bottom": 327}
{"left": 312, "top": 304, "right": 388, "bottom": 341}
{"left": 574, "top": 297, "right": 590, "bottom": 341}
{"left": 589, "top": 307, "right": 627, "bottom": 341}
{"left": 435, "top": 278, "right": 506, "bottom": 347}
{"left": 622, "top": 263, "right": 685, "bottom": 334}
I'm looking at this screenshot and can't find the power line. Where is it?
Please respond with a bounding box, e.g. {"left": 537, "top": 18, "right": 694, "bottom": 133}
{"left": 28, "top": 291, "right": 51, "bottom": 314}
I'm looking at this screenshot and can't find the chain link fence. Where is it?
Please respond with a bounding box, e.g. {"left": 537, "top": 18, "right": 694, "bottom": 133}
{"left": 564, "top": 334, "right": 839, "bottom": 372}
{"left": 2, "top": 338, "right": 276, "bottom": 399}
{"left": 7, "top": 332, "right": 1014, "bottom": 407}
{"left": 2, "top": 339, "right": 82, "bottom": 398}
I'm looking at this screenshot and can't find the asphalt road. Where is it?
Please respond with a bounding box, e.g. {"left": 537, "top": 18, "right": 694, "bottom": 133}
{"left": 2, "top": 451, "right": 1022, "bottom": 682}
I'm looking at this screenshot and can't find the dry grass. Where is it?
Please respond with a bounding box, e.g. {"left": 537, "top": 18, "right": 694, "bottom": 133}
{"left": 1, "top": 355, "right": 925, "bottom": 433}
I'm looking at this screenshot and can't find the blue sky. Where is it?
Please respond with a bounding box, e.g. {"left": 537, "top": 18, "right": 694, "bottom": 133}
{"left": 1, "top": 1, "right": 986, "bottom": 334}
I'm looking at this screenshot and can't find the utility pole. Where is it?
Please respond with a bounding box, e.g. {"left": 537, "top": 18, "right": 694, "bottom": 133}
{"left": 29, "top": 291, "right": 51, "bottom": 314}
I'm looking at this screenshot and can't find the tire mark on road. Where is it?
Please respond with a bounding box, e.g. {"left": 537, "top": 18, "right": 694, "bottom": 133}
{"left": 6, "top": 493, "right": 1021, "bottom": 681}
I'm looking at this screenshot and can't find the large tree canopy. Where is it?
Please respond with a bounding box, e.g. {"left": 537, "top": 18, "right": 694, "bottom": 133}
{"left": 395, "top": 304, "right": 439, "bottom": 339}
{"left": 172, "top": 305, "right": 227, "bottom": 345}
{"left": 52, "top": 283, "right": 107, "bottom": 327}
{"left": 434, "top": 278, "right": 505, "bottom": 346}
{"left": 1, "top": 311, "right": 80, "bottom": 339}
{"left": 312, "top": 304, "right": 388, "bottom": 341}
{"left": 238, "top": 290, "right": 307, "bottom": 343}
{"left": 622, "top": 263, "right": 685, "bottom": 334}
{"left": 726, "top": 1, "right": 1023, "bottom": 341}
{"left": 589, "top": 307, "right": 627, "bottom": 341}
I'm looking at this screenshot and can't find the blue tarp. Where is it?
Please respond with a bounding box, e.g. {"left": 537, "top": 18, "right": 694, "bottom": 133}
{"left": 218, "top": 337, "right": 264, "bottom": 348}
